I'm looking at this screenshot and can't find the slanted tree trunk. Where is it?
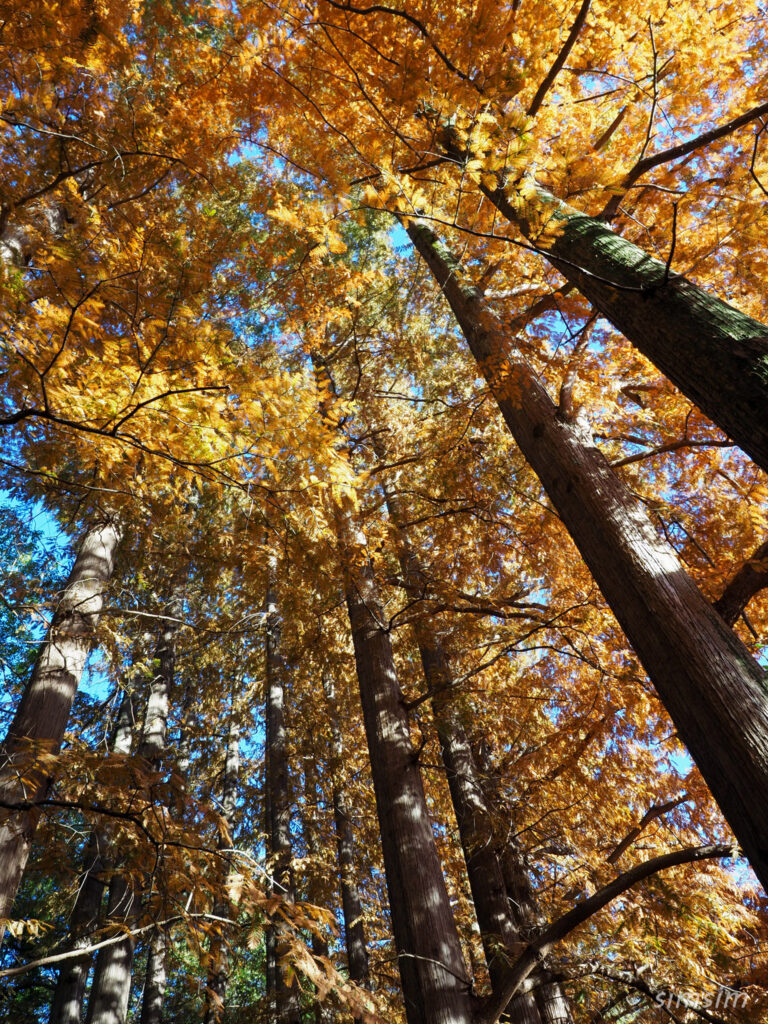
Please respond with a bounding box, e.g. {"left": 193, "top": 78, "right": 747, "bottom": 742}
{"left": 87, "top": 588, "right": 179, "bottom": 1024}
{"left": 466, "top": 167, "right": 768, "bottom": 474}
{"left": 408, "top": 219, "right": 768, "bottom": 894}
{"left": 321, "top": 671, "right": 370, "bottom": 993}
{"left": 203, "top": 716, "right": 240, "bottom": 1024}
{"left": 264, "top": 561, "right": 302, "bottom": 1024}
{"left": 49, "top": 691, "right": 134, "bottom": 1024}
{"left": 0, "top": 518, "right": 122, "bottom": 923}
{"left": 379, "top": 476, "right": 571, "bottom": 1024}
{"left": 335, "top": 499, "right": 476, "bottom": 1024}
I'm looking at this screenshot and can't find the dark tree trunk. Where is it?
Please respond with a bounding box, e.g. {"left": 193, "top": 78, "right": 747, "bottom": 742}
{"left": 264, "top": 562, "right": 302, "bottom": 1024}
{"left": 380, "top": 479, "right": 571, "bottom": 1024}
{"left": 0, "top": 519, "right": 122, "bottom": 922}
{"left": 321, "top": 671, "right": 370, "bottom": 993}
{"left": 472, "top": 173, "right": 768, "bottom": 474}
{"left": 49, "top": 692, "right": 134, "bottom": 1024}
{"left": 408, "top": 219, "right": 768, "bottom": 894}
{"left": 337, "top": 502, "right": 476, "bottom": 1024}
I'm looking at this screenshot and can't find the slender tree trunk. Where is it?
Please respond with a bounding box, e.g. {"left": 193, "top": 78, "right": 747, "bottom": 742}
{"left": 379, "top": 478, "right": 570, "bottom": 1024}
{"left": 408, "top": 219, "right": 768, "bottom": 894}
{"left": 87, "top": 588, "right": 179, "bottom": 1024}
{"left": 468, "top": 170, "right": 768, "bottom": 473}
{"left": 138, "top": 585, "right": 184, "bottom": 1024}
{"left": 302, "top": 753, "right": 334, "bottom": 1024}
{"left": 264, "top": 562, "right": 302, "bottom": 1024}
{"left": 321, "top": 671, "right": 370, "bottom": 992}
{"left": 84, "top": 696, "right": 137, "bottom": 1024}
{"left": 203, "top": 717, "right": 240, "bottom": 1024}
{"left": 139, "top": 930, "right": 167, "bottom": 1024}
{"left": 84, "top": 874, "right": 137, "bottom": 1024}
{"left": 49, "top": 692, "right": 134, "bottom": 1024}
{"left": 335, "top": 501, "right": 476, "bottom": 1024}
{"left": 0, "top": 518, "right": 122, "bottom": 923}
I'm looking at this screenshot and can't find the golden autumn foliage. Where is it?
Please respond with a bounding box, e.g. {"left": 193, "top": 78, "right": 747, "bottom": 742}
{"left": 1, "top": 0, "right": 768, "bottom": 1022}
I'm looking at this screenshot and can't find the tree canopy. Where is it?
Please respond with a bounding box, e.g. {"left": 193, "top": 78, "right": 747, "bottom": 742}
{"left": 1, "top": 1, "right": 768, "bottom": 1022}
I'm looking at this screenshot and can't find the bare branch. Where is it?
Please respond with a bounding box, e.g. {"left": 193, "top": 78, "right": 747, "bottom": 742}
{"left": 527, "top": 0, "right": 592, "bottom": 117}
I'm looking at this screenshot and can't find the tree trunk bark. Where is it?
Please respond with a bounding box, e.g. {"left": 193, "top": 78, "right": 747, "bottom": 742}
{"left": 408, "top": 219, "right": 768, "bottom": 894}
{"left": 336, "top": 500, "right": 476, "bottom": 1024}
{"left": 139, "top": 929, "right": 167, "bottom": 1024}
{"left": 379, "top": 479, "right": 571, "bottom": 1024}
{"left": 84, "top": 874, "right": 137, "bottom": 1024}
{"left": 264, "top": 561, "right": 302, "bottom": 1024}
{"left": 203, "top": 716, "right": 240, "bottom": 1024}
{"left": 321, "top": 671, "right": 370, "bottom": 993}
{"left": 471, "top": 172, "right": 768, "bottom": 474}
{"left": 302, "top": 753, "right": 334, "bottom": 1024}
{"left": 49, "top": 691, "right": 134, "bottom": 1024}
{"left": 0, "top": 518, "right": 122, "bottom": 923}
{"left": 84, "top": 696, "right": 136, "bottom": 1024}
{"left": 87, "top": 586, "right": 179, "bottom": 1024}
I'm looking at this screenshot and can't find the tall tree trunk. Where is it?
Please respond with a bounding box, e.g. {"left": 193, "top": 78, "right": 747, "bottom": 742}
{"left": 379, "top": 477, "right": 571, "bottom": 1024}
{"left": 321, "top": 671, "right": 370, "bottom": 992}
{"left": 407, "top": 219, "right": 768, "bottom": 894}
{"left": 466, "top": 169, "right": 768, "bottom": 473}
{"left": 0, "top": 518, "right": 122, "bottom": 923}
{"left": 139, "top": 930, "right": 167, "bottom": 1024}
{"left": 336, "top": 500, "right": 476, "bottom": 1024}
{"left": 87, "top": 588, "right": 179, "bottom": 1024}
{"left": 302, "top": 752, "right": 333, "bottom": 1024}
{"left": 264, "top": 561, "right": 302, "bottom": 1024}
{"left": 474, "top": 742, "right": 573, "bottom": 1024}
{"left": 137, "top": 585, "right": 184, "bottom": 1024}
{"left": 203, "top": 716, "right": 240, "bottom": 1024}
{"left": 49, "top": 691, "right": 134, "bottom": 1024}
{"left": 84, "top": 694, "right": 137, "bottom": 1024}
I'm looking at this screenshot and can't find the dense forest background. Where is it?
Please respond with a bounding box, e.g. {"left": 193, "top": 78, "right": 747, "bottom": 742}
{"left": 1, "top": 0, "right": 768, "bottom": 1021}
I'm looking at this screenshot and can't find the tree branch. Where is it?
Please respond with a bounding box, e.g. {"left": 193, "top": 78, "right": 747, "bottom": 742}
{"left": 606, "top": 795, "right": 688, "bottom": 863}
{"left": 477, "top": 844, "right": 734, "bottom": 1024}
{"left": 713, "top": 540, "right": 768, "bottom": 627}
{"left": 527, "top": 0, "right": 592, "bottom": 117}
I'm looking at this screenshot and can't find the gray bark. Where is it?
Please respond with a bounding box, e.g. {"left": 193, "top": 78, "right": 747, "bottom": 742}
{"left": 0, "top": 518, "right": 122, "bottom": 922}
{"left": 84, "top": 699, "right": 136, "bottom": 1024}
{"left": 472, "top": 172, "right": 768, "bottom": 474}
{"left": 139, "top": 929, "right": 167, "bottom": 1024}
{"left": 84, "top": 875, "right": 137, "bottom": 1024}
{"left": 321, "top": 671, "right": 370, "bottom": 992}
{"left": 408, "top": 219, "right": 768, "bottom": 893}
{"left": 264, "top": 563, "right": 302, "bottom": 1024}
{"left": 203, "top": 717, "right": 240, "bottom": 1024}
{"left": 87, "top": 586, "right": 179, "bottom": 1024}
{"left": 49, "top": 692, "right": 134, "bottom": 1024}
